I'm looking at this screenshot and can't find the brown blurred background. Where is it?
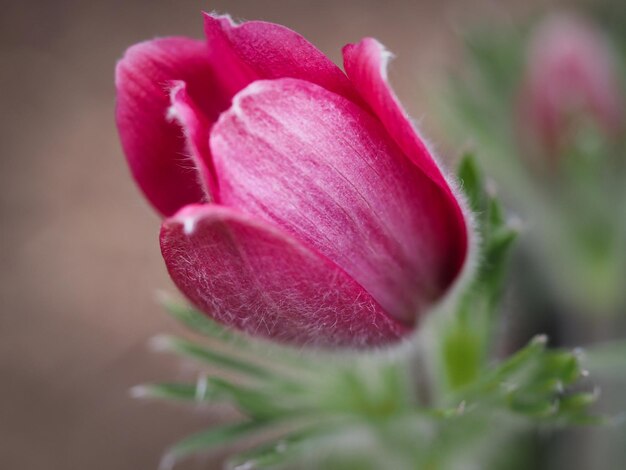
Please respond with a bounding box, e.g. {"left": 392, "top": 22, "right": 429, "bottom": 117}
{"left": 0, "top": 1, "right": 569, "bottom": 469}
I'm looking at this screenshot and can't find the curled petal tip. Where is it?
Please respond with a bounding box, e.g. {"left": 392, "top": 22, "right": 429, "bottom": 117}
{"left": 168, "top": 204, "right": 208, "bottom": 235}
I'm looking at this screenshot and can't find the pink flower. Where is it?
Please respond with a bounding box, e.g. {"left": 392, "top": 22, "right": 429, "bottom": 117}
{"left": 519, "top": 13, "right": 623, "bottom": 159}
{"left": 115, "top": 13, "right": 470, "bottom": 348}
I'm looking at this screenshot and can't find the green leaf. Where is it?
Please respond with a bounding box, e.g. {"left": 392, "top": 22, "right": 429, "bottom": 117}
{"left": 437, "top": 155, "right": 518, "bottom": 394}
{"left": 537, "top": 351, "right": 581, "bottom": 386}
{"left": 206, "top": 377, "right": 304, "bottom": 420}
{"left": 559, "top": 391, "right": 600, "bottom": 411}
{"left": 131, "top": 382, "right": 212, "bottom": 402}
{"left": 467, "top": 335, "right": 548, "bottom": 395}
{"left": 161, "top": 296, "right": 244, "bottom": 344}
{"left": 161, "top": 296, "right": 318, "bottom": 372}
{"left": 457, "top": 155, "right": 486, "bottom": 212}
{"left": 457, "top": 154, "right": 518, "bottom": 298}
{"left": 165, "top": 420, "right": 272, "bottom": 462}
{"left": 442, "top": 326, "right": 482, "bottom": 390}
{"left": 152, "top": 335, "right": 286, "bottom": 382}
{"left": 227, "top": 425, "right": 330, "bottom": 469}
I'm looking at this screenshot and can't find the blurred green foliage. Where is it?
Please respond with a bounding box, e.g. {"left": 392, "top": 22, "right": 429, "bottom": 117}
{"left": 435, "top": 5, "right": 626, "bottom": 469}
{"left": 135, "top": 156, "right": 601, "bottom": 470}
{"left": 439, "top": 6, "right": 626, "bottom": 318}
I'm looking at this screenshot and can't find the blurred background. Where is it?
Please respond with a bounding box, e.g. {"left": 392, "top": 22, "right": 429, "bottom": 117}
{"left": 1, "top": 0, "right": 624, "bottom": 469}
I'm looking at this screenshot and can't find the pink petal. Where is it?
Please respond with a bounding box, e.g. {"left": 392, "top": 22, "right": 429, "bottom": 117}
{"left": 160, "top": 204, "right": 408, "bottom": 348}
{"left": 210, "top": 78, "right": 466, "bottom": 325}
{"left": 167, "top": 81, "right": 217, "bottom": 200}
{"left": 343, "top": 39, "right": 452, "bottom": 191}
{"left": 203, "top": 13, "right": 360, "bottom": 102}
{"left": 343, "top": 38, "right": 468, "bottom": 266}
{"left": 115, "top": 38, "right": 231, "bottom": 216}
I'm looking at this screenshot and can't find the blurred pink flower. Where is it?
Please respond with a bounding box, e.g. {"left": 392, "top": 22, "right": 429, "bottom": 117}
{"left": 520, "top": 13, "right": 623, "bottom": 158}
{"left": 115, "top": 13, "right": 470, "bottom": 348}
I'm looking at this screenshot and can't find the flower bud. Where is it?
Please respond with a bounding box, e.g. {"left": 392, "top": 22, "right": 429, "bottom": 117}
{"left": 115, "top": 13, "right": 471, "bottom": 348}
{"left": 519, "top": 13, "right": 623, "bottom": 160}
